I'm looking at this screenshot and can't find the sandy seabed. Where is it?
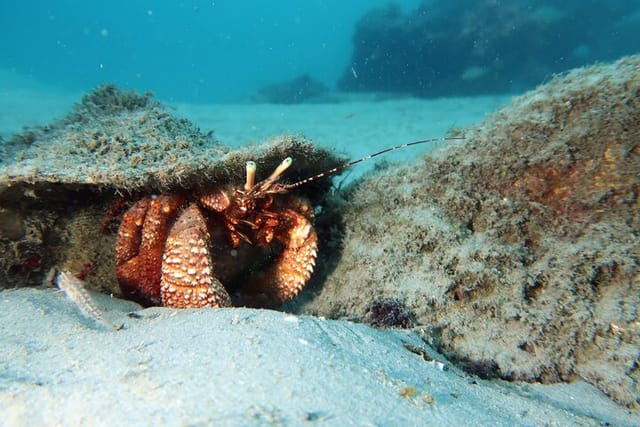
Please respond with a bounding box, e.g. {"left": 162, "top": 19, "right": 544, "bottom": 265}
{"left": 1, "top": 288, "right": 636, "bottom": 426}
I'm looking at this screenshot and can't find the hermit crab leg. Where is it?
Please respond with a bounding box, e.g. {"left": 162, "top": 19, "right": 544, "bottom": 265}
{"left": 116, "top": 195, "right": 184, "bottom": 306}
{"left": 116, "top": 198, "right": 151, "bottom": 303}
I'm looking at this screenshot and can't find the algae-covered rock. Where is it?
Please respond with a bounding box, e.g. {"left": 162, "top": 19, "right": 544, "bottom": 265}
{"left": 0, "top": 84, "right": 223, "bottom": 190}
{"left": 0, "top": 84, "right": 340, "bottom": 193}
{"left": 293, "top": 55, "right": 640, "bottom": 408}
{"left": 0, "top": 84, "right": 344, "bottom": 295}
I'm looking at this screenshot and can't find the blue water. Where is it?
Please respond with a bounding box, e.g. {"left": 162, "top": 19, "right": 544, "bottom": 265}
{"left": 0, "top": 0, "right": 421, "bottom": 103}
{"left": 1, "top": 1, "right": 638, "bottom": 103}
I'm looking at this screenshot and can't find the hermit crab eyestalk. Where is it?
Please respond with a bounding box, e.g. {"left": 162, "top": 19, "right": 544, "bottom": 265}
{"left": 245, "top": 161, "right": 256, "bottom": 190}
{"left": 248, "top": 157, "right": 295, "bottom": 196}
{"left": 267, "top": 157, "right": 292, "bottom": 182}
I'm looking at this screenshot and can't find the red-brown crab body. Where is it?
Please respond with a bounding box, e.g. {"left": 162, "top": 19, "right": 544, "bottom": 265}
{"left": 116, "top": 158, "right": 317, "bottom": 308}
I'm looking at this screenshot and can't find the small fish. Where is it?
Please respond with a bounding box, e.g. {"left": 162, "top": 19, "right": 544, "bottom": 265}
{"left": 56, "top": 270, "right": 122, "bottom": 330}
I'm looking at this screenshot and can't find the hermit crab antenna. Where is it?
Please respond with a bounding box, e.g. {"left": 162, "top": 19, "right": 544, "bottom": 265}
{"left": 282, "top": 136, "right": 466, "bottom": 191}
{"left": 245, "top": 161, "right": 256, "bottom": 190}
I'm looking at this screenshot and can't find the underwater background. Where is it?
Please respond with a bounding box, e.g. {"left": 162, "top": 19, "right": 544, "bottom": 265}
{"left": 1, "top": 1, "right": 640, "bottom": 425}
{"left": 1, "top": 0, "right": 423, "bottom": 102}
{"left": 2, "top": 0, "right": 638, "bottom": 103}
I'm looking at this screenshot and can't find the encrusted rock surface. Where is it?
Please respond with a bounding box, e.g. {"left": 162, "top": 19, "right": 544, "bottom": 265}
{"left": 293, "top": 55, "right": 640, "bottom": 408}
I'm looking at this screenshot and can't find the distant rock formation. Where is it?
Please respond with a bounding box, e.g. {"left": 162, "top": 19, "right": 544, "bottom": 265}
{"left": 255, "top": 74, "right": 329, "bottom": 104}
{"left": 339, "top": 0, "right": 640, "bottom": 97}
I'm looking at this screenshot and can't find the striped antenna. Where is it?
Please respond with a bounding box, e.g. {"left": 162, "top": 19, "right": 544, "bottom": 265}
{"left": 281, "top": 136, "right": 465, "bottom": 191}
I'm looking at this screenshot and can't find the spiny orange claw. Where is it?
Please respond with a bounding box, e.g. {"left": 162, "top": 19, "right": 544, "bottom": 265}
{"left": 243, "top": 207, "right": 318, "bottom": 306}
{"left": 160, "top": 204, "right": 232, "bottom": 308}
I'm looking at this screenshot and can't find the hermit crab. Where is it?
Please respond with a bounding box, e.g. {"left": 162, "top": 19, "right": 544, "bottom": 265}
{"left": 115, "top": 137, "right": 462, "bottom": 309}
{"left": 116, "top": 157, "right": 317, "bottom": 308}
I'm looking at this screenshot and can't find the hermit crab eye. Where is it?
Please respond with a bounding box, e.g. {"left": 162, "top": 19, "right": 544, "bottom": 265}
{"left": 245, "top": 161, "right": 257, "bottom": 190}
{"left": 270, "top": 157, "right": 292, "bottom": 180}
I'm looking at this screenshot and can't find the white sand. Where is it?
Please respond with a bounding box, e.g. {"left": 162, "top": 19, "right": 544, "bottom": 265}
{"left": 1, "top": 74, "right": 638, "bottom": 425}
{"left": 1, "top": 288, "right": 636, "bottom": 426}
{"left": 171, "top": 95, "right": 508, "bottom": 154}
